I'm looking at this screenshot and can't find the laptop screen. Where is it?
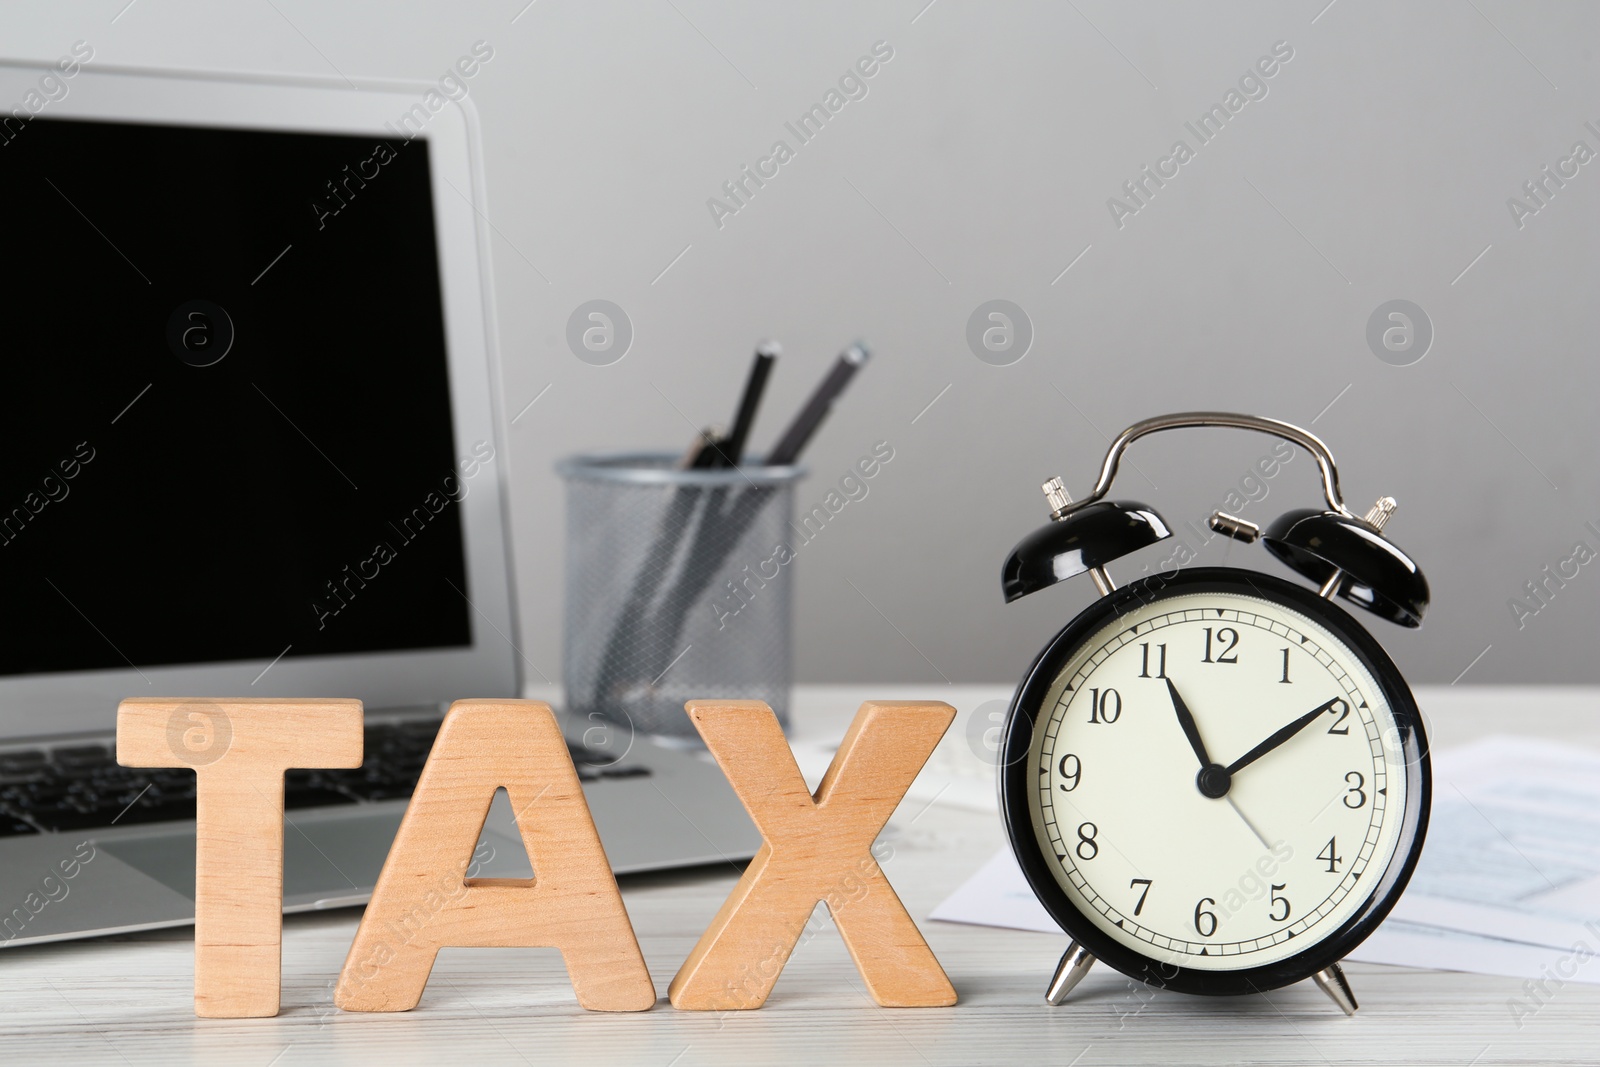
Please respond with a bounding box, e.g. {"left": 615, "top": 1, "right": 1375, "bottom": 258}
{"left": 0, "top": 116, "right": 473, "bottom": 677}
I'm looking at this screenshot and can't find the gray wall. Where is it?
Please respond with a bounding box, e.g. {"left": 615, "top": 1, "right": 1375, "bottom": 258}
{"left": 14, "top": 1, "right": 1598, "bottom": 686}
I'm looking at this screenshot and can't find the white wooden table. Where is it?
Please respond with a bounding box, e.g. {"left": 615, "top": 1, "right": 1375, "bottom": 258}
{"left": 1, "top": 684, "right": 1596, "bottom": 1066}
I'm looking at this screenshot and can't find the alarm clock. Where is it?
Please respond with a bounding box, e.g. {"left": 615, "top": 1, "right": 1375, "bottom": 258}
{"left": 997, "top": 412, "right": 1431, "bottom": 1015}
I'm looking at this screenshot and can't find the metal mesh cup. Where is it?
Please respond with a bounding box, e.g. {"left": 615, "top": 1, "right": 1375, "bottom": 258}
{"left": 557, "top": 452, "right": 805, "bottom": 739}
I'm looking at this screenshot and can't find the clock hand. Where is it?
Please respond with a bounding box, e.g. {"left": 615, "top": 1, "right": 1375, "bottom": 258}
{"left": 1169, "top": 678, "right": 1240, "bottom": 801}
{"left": 1226, "top": 796, "right": 1273, "bottom": 850}
{"left": 1225, "top": 697, "right": 1343, "bottom": 776}
{"left": 1164, "top": 678, "right": 1213, "bottom": 770}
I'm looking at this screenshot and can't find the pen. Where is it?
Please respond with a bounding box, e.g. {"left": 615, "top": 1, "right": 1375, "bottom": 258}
{"left": 764, "top": 341, "right": 870, "bottom": 466}
{"left": 707, "top": 341, "right": 780, "bottom": 469}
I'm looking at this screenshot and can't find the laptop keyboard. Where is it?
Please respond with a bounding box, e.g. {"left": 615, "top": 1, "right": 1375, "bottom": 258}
{"left": 0, "top": 717, "right": 648, "bottom": 837}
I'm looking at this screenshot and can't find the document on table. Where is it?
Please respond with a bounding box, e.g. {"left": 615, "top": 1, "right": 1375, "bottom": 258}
{"left": 929, "top": 736, "right": 1600, "bottom": 982}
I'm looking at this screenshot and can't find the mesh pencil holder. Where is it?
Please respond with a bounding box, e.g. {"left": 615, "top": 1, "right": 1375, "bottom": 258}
{"left": 557, "top": 452, "right": 805, "bottom": 739}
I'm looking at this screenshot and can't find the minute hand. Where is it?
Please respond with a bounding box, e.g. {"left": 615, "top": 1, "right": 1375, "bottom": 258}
{"left": 1226, "top": 698, "right": 1342, "bottom": 776}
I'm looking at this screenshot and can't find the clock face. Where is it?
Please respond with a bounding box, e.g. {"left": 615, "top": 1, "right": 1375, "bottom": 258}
{"left": 1004, "top": 569, "right": 1429, "bottom": 992}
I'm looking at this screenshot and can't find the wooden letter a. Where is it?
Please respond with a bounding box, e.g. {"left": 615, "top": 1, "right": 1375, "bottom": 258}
{"left": 335, "top": 699, "right": 654, "bottom": 1012}
{"left": 669, "top": 700, "right": 957, "bottom": 1009}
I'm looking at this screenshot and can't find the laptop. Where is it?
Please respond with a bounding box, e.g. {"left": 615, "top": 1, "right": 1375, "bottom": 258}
{"left": 0, "top": 60, "right": 759, "bottom": 947}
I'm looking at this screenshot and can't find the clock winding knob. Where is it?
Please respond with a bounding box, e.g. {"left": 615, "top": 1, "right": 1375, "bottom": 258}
{"left": 1361, "top": 496, "right": 1398, "bottom": 533}
{"left": 1042, "top": 476, "right": 1072, "bottom": 517}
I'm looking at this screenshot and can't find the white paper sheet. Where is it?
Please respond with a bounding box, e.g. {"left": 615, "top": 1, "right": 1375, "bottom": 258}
{"left": 1396, "top": 736, "right": 1600, "bottom": 948}
{"left": 927, "top": 847, "right": 1056, "bottom": 934}
{"left": 1351, "top": 920, "right": 1600, "bottom": 984}
{"left": 929, "top": 735, "right": 1600, "bottom": 982}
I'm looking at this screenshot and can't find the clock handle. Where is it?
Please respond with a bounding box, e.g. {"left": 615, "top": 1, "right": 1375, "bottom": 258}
{"left": 1056, "top": 412, "right": 1355, "bottom": 522}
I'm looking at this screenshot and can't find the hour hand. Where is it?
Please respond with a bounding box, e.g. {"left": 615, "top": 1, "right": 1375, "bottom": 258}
{"left": 1226, "top": 697, "right": 1342, "bottom": 776}
{"left": 1165, "top": 678, "right": 1213, "bottom": 769}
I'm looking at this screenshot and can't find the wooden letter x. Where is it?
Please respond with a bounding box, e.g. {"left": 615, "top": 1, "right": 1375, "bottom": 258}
{"left": 117, "top": 697, "right": 364, "bottom": 1018}
{"left": 669, "top": 700, "right": 957, "bottom": 1009}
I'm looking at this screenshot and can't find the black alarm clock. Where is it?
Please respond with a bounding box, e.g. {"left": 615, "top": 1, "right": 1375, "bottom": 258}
{"left": 998, "top": 412, "right": 1431, "bottom": 1015}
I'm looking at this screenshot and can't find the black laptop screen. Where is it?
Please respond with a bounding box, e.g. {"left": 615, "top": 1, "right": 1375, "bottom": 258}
{"left": 0, "top": 116, "right": 473, "bottom": 676}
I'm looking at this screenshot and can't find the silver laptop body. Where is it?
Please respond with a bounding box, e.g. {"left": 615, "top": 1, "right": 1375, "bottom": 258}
{"left": 0, "top": 61, "right": 757, "bottom": 948}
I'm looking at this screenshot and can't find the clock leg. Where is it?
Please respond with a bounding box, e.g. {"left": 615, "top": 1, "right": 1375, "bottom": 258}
{"left": 1312, "top": 962, "right": 1358, "bottom": 1015}
{"left": 1044, "top": 940, "right": 1096, "bottom": 1004}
